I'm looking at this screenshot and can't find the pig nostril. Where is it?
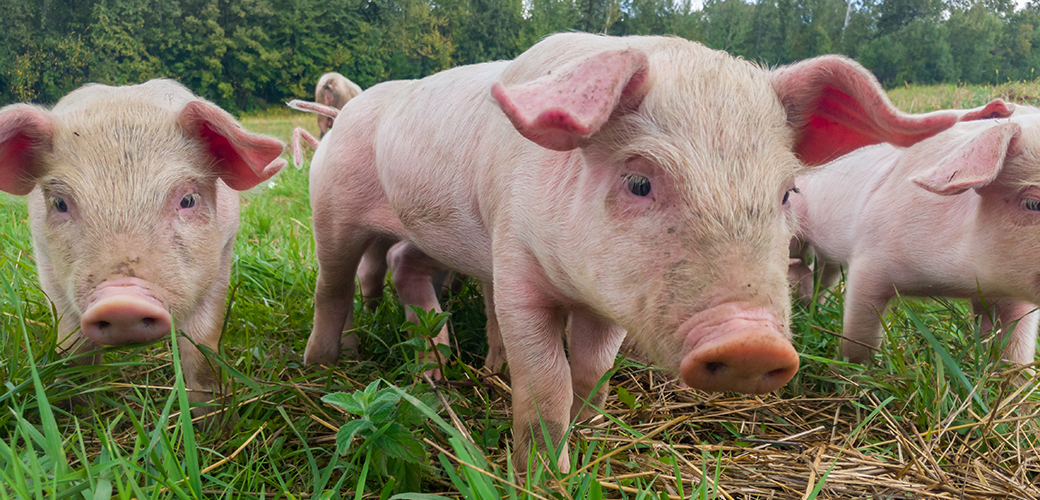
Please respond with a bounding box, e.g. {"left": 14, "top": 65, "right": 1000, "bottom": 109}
{"left": 765, "top": 368, "right": 790, "bottom": 379}
{"left": 142, "top": 317, "right": 156, "bottom": 327}
{"left": 98, "top": 321, "right": 111, "bottom": 330}
{"left": 704, "top": 361, "right": 726, "bottom": 374}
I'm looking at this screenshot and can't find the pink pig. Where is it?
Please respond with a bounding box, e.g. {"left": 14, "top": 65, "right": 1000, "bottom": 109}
{"left": 305, "top": 33, "right": 989, "bottom": 469}
{"left": 788, "top": 103, "right": 1040, "bottom": 365}
{"left": 314, "top": 72, "right": 362, "bottom": 137}
{"left": 0, "top": 79, "right": 286, "bottom": 416}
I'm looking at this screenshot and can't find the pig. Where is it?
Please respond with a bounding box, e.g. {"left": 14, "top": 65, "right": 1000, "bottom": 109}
{"left": 304, "top": 32, "right": 995, "bottom": 470}
{"left": 0, "top": 79, "right": 286, "bottom": 417}
{"left": 789, "top": 103, "right": 1040, "bottom": 366}
{"left": 314, "top": 72, "right": 362, "bottom": 137}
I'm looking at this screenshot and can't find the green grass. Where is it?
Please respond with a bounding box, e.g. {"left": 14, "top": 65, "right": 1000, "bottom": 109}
{"left": 2, "top": 86, "right": 1039, "bottom": 498}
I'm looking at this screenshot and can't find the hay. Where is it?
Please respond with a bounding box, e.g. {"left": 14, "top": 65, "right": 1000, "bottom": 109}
{"left": 438, "top": 362, "right": 1040, "bottom": 499}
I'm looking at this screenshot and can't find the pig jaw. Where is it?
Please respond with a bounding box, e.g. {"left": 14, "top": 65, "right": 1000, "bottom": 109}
{"left": 677, "top": 303, "right": 799, "bottom": 394}
{"left": 80, "top": 278, "right": 172, "bottom": 345}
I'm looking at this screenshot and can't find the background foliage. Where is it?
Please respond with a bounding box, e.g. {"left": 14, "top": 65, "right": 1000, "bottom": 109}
{"left": 4, "top": 0, "right": 1040, "bottom": 111}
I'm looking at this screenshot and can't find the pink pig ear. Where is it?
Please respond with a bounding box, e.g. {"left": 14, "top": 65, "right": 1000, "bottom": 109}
{"left": 956, "top": 99, "right": 1014, "bottom": 121}
{"left": 492, "top": 48, "right": 649, "bottom": 151}
{"left": 0, "top": 105, "right": 54, "bottom": 196}
{"left": 178, "top": 101, "right": 287, "bottom": 191}
{"left": 911, "top": 122, "right": 1021, "bottom": 196}
{"left": 771, "top": 56, "right": 993, "bottom": 166}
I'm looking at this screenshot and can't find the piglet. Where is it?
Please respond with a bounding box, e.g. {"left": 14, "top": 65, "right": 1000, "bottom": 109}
{"left": 314, "top": 72, "right": 362, "bottom": 137}
{"left": 0, "top": 79, "right": 286, "bottom": 416}
{"left": 306, "top": 32, "right": 993, "bottom": 470}
{"left": 788, "top": 101, "right": 1040, "bottom": 365}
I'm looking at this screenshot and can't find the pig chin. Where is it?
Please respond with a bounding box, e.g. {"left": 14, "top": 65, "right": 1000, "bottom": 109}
{"left": 79, "top": 277, "right": 172, "bottom": 346}
{"left": 676, "top": 303, "right": 799, "bottom": 394}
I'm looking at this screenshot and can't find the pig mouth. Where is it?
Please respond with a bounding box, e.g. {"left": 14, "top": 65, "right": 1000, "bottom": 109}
{"left": 677, "top": 304, "right": 799, "bottom": 394}
{"left": 80, "top": 278, "right": 172, "bottom": 346}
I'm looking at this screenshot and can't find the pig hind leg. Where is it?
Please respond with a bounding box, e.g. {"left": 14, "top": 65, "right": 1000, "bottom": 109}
{"left": 975, "top": 299, "right": 1039, "bottom": 365}
{"left": 567, "top": 309, "right": 625, "bottom": 421}
{"left": 387, "top": 241, "right": 453, "bottom": 380}
{"left": 482, "top": 280, "right": 508, "bottom": 374}
{"left": 357, "top": 236, "right": 397, "bottom": 311}
{"left": 839, "top": 267, "right": 892, "bottom": 363}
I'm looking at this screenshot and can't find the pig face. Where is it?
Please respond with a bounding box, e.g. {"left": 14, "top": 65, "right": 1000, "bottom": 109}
{"left": 911, "top": 112, "right": 1040, "bottom": 303}
{"left": 545, "top": 77, "right": 802, "bottom": 394}
{"left": 28, "top": 104, "right": 230, "bottom": 344}
{"left": 0, "top": 79, "right": 285, "bottom": 349}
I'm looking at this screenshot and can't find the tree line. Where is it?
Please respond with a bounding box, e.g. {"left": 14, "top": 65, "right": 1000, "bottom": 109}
{"left": 1, "top": 0, "right": 1036, "bottom": 112}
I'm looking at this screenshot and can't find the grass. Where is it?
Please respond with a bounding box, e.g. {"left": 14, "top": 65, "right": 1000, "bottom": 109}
{"left": 2, "top": 85, "right": 1040, "bottom": 499}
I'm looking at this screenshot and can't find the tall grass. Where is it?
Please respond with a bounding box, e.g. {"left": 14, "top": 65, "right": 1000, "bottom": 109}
{"left": 2, "top": 87, "right": 1038, "bottom": 498}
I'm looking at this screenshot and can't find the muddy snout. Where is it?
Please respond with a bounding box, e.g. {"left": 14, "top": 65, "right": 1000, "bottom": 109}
{"left": 80, "top": 278, "right": 172, "bottom": 345}
{"left": 678, "top": 305, "right": 799, "bottom": 394}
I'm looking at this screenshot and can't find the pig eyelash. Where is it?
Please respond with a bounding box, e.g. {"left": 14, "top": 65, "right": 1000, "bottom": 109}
{"left": 179, "top": 192, "right": 200, "bottom": 210}
{"left": 1024, "top": 197, "right": 1040, "bottom": 212}
{"left": 624, "top": 174, "right": 652, "bottom": 197}
{"left": 782, "top": 187, "right": 799, "bottom": 205}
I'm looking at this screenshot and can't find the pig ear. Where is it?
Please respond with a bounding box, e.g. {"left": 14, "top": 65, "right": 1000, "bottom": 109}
{"left": 491, "top": 48, "right": 649, "bottom": 151}
{"left": 0, "top": 105, "right": 54, "bottom": 195}
{"left": 911, "top": 122, "right": 1021, "bottom": 196}
{"left": 955, "top": 99, "right": 1015, "bottom": 122}
{"left": 178, "top": 101, "right": 287, "bottom": 191}
{"left": 771, "top": 56, "right": 997, "bottom": 166}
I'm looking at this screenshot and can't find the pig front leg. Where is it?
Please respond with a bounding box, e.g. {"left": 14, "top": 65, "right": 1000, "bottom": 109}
{"left": 567, "top": 309, "right": 625, "bottom": 421}
{"left": 178, "top": 243, "right": 237, "bottom": 422}
{"left": 357, "top": 237, "right": 396, "bottom": 311}
{"left": 974, "top": 299, "right": 1040, "bottom": 365}
{"left": 387, "top": 241, "right": 452, "bottom": 380}
{"left": 495, "top": 272, "right": 573, "bottom": 472}
{"left": 308, "top": 228, "right": 375, "bottom": 365}
{"left": 839, "top": 267, "right": 893, "bottom": 363}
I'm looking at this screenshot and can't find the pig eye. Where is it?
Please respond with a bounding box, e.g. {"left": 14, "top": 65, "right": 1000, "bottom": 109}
{"left": 1024, "top": 198, "right": 1040, "bottom": 212}
{"left": 626, "top": 175, "right": 652, "bottom": 197}
{"left": 782, "top": 187, "right": 799, "bottom": 205}
{"left": 50, "top": 197, "right": 69, "bottom": 213}
{"left": 179, "top": 192, "right": 199, "bottom": 209}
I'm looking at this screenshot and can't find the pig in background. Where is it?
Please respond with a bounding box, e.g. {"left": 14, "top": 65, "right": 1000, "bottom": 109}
{"left": 305, "top": 32, "right": 995, "bottom": 470}
{"left": 315, "top": 72, "right": 362, "bottom": 138}
{"left": 0, "top": 79, "right": 286, "bottom": 418}
{"left": 787, "top": 101, "right": 1040, "bottom": 368}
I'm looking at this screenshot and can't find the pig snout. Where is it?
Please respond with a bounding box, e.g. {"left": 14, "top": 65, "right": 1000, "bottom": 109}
{"left": 80, "top": 279, "right": 172, "bottom": 345}
{"left": 678, "top": 304, "right": 799, "bottom": 394}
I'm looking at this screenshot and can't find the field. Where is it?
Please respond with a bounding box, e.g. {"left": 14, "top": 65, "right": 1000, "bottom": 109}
{"left": 2, "top": 83, "right": 1040, "bottom": 499}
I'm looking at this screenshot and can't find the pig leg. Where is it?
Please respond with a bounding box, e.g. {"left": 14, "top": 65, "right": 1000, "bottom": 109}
{"left": 975, "top": 299, "right": 1040, "bottom": 365}
{"left": 839, "top": 268, "right": 892, "bottom": 363}
{"left": 482, "top": 280, "right": 507, "bottom": 374}
{"left": 386, "top": 241, "right": 452, "bottom": 380}
{"left": 176, "top": 242, "right": 237, "bottom": 421}
{"left": 357, "top": 237, "right": 396, "bottom": 311}
{"left": 495, "top": 273, "right": 572, "bottom": 472}
{"left": 308, "top": 230, "right": 375, "bottom": 365}
{"left": 567, "top": 309, "right": 625, "bottom": 421}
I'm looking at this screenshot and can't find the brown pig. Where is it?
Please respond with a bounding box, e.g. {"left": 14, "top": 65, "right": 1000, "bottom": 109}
{"left": 0, "top": 79, "right": 286, "bottom": 416}
{"left": 314, "top": 72, "right": 362, "bottom": 137}
{"left": 305, "top": 33, "right": 994, "bottom": 470}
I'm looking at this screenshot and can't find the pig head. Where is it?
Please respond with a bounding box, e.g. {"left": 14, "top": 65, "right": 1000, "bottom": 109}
{"left": 305, "top": 33, "right": 982, "bottom": 470}
{"left": 314, "top": 72, "right": 362, "bottom": 138}
{"left": 789, "top": 103, "right": 1040, "bottom": 365}
{"left": 0, "top": 79, "right": 285, "bottom": 416}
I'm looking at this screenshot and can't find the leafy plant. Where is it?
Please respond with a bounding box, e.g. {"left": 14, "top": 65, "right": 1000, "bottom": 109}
{"left": 322, "top": 380, "right": 439, "bottom": 494}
